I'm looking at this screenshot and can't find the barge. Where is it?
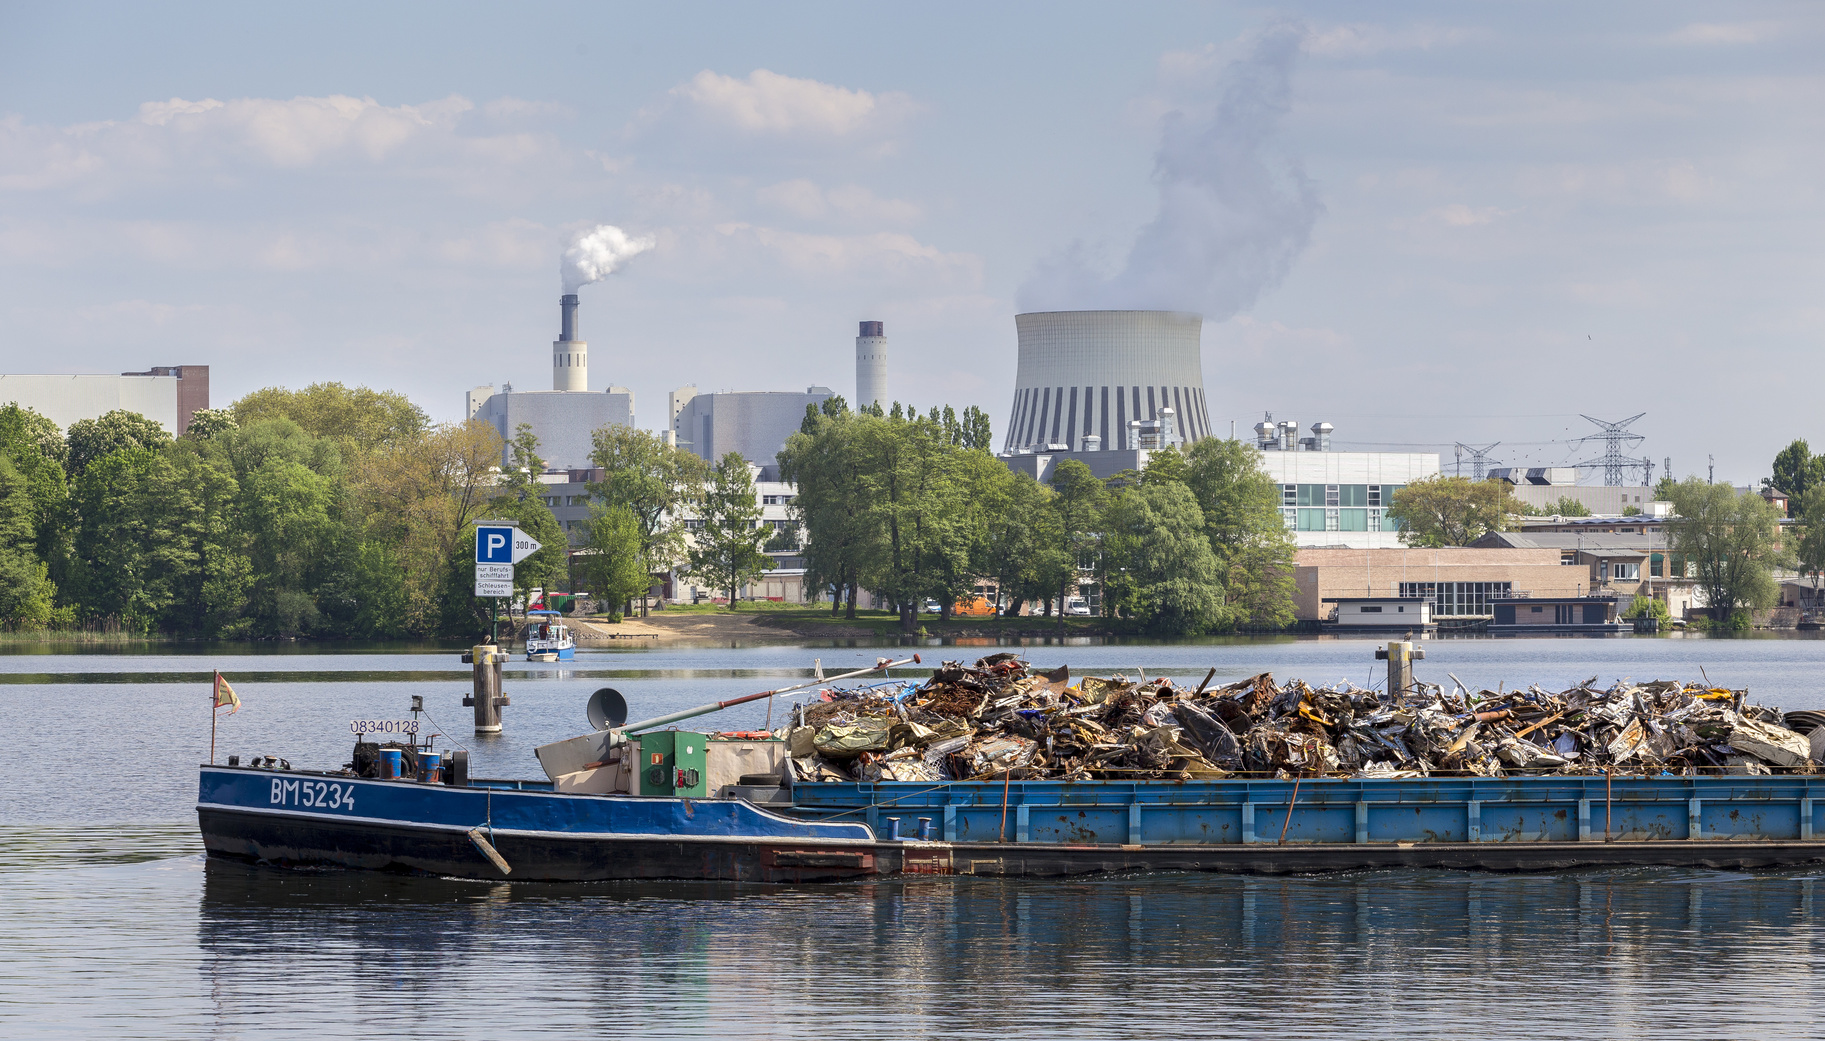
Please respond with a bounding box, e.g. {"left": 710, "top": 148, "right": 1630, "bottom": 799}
{"left": 196, "top": 651, "right": 1825, "bottom": 882}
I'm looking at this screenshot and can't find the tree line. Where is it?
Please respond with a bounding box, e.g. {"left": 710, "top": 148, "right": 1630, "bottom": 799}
{"left": 778, "top": 398, "right": 1298, "bottom": 634}
{"left": 0, "top": 385, "right": 566, "bottom": 638}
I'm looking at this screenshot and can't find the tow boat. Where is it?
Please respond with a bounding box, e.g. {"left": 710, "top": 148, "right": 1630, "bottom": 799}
{"left": 195, "top": 653, "right": 1825, "bottom": 883}
{"left": 524, "top": 610, "right": 574, "bottom": 661}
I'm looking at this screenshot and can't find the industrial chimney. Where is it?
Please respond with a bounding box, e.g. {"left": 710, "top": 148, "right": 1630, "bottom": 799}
{"left": 856, "top": 320, "right": 887, "bottom": 409}
{"left": 553, "top": 294, "right": 587, "bottom": 392}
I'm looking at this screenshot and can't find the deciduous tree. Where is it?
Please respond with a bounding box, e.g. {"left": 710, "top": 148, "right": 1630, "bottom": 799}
{"left": 1666, "top": 478, "right": 1782, "bottom": 624}
{"left": 685, "top": 454, "right": 773, "bottom": 609}
{"left": 1387, "top": 475, "right": 1517, "bottom": 547}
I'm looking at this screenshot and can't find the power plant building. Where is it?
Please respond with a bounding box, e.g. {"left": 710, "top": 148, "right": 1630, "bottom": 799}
{"left": 672, "top": 386, "right": 835, "bottom": 477}
{"left": 468, "top": 294, "right": 633, "bottom": 469}
{"left": 0, "top": 364, "right": 209, "bottom": 434}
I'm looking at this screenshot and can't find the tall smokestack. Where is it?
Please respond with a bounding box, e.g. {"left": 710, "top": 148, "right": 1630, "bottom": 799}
{"left": 560, "top": 294, "right": 579, "bottom": 341}
{"left": 856, "top": 320, "right": 887, "bottom": 410}
{"left": 554, "top": 294, "right": 587, "bottom": 392}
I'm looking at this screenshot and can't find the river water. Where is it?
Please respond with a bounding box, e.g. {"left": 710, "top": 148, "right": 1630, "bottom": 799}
{"left": 4, "top": 634, "right": 1825, "bottom": 1038}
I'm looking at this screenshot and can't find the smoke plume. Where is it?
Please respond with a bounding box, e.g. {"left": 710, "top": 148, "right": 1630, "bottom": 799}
{"left": 1018, "top": 19, "right": 1321, "bottom": 317}
{"left": 560, "top": 224, "right": 656, "bottom": 292}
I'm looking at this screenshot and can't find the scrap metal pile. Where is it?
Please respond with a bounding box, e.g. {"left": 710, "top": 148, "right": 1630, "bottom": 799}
{"left": 783, "top": 653, "right": 1825, "bottom": 782}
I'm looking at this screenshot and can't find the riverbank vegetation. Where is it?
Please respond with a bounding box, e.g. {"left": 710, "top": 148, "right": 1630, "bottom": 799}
{"left": 0, "top": 388, "right": 566, "bottom": 639}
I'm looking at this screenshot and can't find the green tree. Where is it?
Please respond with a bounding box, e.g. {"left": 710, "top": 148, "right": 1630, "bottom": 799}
{"left": 1101, "top": 481, "right": 1222, "bottom": 635}
{"left": 779, "top": 401, "right": 873, "bottom": 617}
{"left": 1048, "top": 459, "right": 1106, "bottom": 620}
{"left": 685, "top": 453, "right": 773, "bottom": 608}
{"left": 232, "top": 383, "right": 428, "bottom": 462}
{"left": 0, "top": 454, "right": 54, "bottom": 628}
{"left": 1665, "top": 477, "right": 1782, "bottom": 623}
{"left": 588, "top": 426, "right": 710, "bottom": 614}
{"left": 1769, "top": 439, "right": 1825, "bottom": 500}
{"left": 1546, "top": 495, "right": 1592, "bottom": 517}
{"left": 1387, "top": 475, "right": 1517, "bottom": 547}
{"left": 184, "top": 408, "right": 238, "bottom": 440}
{"left": 1185, "top": 438, "right": 1296, "bottom": 629}
{"left": 66, "top": 410, "right": 172, "bottom": 476}
{"left": 979, "top": 472, "right": 1062, "bottom": 617}
{"left": 67, "top": 447, "right": 193, "bottom": 632}
{"left": 577, "top": 504, "right": 650, "bottom": 621}
{"left": 0, "top": 404, "right": 71, "bottom": 563}
{"left": 853, "top": 409, "right": 965, "bottom": 632}
{"left": 1792, "top": 484, "right": 1825, "bottom": 584}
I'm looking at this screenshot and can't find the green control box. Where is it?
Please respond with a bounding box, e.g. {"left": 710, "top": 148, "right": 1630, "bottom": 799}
{"left": 636, "top": 731, "right": 709, "bottom": 797}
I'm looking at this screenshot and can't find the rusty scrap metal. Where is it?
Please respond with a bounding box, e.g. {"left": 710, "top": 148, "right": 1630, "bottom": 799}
{"left": 780, "top": 655, "right": 1822, "bottom": 784}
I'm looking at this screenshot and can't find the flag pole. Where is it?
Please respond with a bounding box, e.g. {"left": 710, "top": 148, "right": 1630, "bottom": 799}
{"left": 210, "top": 669, "right": 219, "bottom": 765}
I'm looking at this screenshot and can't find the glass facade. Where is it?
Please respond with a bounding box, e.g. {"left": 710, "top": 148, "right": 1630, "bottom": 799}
{"left": 1282, "top": 485, "right": 1404, "bottom": 532}
{"left": 1398, "top": 581, "right": 1512, "bottom": 617}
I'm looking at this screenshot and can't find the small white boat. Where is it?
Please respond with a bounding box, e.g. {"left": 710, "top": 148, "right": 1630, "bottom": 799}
{"left": 524, "top": 610, "right": 574, "bottom": 661}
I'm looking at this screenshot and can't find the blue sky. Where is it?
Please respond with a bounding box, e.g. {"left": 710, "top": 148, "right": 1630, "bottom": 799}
{"left": 2, "top": 1, "right": 1820, "bottom": 484}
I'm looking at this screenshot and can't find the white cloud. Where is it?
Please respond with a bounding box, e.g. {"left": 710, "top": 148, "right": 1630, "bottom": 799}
{"left": 708, "top": 223, "right": 979, "bottom": 286}
{"left": 1431, "top": 203, "right": 1513, "bottom": 226}
{"left": 1661, "top": 22, "right": 1767, "bottom": 46}
{"left": 1306, "top": 22, "right": 1484, "bottom": 57}
{"left": 755, "top": 179, "right": 922, "bottom": 223}
{"left": 649, "top": 69, "right": 917, "bottom": 138}
{"left": 0, "top": 94, "right": 555, "bottom": 195}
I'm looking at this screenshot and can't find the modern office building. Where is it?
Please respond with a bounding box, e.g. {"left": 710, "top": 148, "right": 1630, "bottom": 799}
{"left": 0, "top": 364, "right": 209, "bottom": 434}
{"left": 468, "top": 294, "right": 634, "bottom": 468}
{"left": 671, "top": 387, "right": 835, "bottom": 477}
{"left": 1002, "top": 310, "right": 1212, "bottom": 454}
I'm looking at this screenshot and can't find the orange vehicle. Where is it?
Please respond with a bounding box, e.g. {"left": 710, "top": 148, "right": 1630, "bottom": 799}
{"left": 952, "top": 595, "right": 995, "bottom": 616}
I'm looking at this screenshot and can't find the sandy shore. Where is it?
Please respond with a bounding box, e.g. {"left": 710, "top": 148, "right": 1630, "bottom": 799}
{"left": 571, "top": 610, "right": 874, "bottom": 643}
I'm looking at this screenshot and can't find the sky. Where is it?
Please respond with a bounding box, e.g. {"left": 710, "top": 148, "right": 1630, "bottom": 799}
{"left": 1, "top": 1, "right": 1821, "bottom": 486}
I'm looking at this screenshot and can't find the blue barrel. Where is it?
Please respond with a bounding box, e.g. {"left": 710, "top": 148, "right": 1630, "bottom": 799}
{"left": 379, "top": 748, "right": 402, "bottom": 779}
{"left": 421, "top": 751, "right": 442, "bottom": 783}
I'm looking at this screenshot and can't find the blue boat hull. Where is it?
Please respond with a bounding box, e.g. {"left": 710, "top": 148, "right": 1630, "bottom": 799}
{"left": 197, "top": 767, "right": 1825, "bottom": 882}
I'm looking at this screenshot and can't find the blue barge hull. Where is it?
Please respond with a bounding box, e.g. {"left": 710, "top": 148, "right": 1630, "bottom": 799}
{"left": 197, "top": 766, "right": 1825, "bottom": 882}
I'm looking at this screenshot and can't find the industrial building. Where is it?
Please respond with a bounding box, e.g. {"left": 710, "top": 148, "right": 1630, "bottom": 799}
{"left": 0, "top": 364, "right": 209, "bottom": 434}
{"left": 1249, "top": 417, "right": 1440, "bottom": 550}
{"left": 672, "top": 387, "right": 834, "bottom": 478}
{"left": 1488, "top": 467, "right": 1660, "bottom": 516}
{"left": 468, "top": 294, "right": 634, "bottom": 469}
{"left": 1293, "top": 546, "right": 1588, "bottom": 625}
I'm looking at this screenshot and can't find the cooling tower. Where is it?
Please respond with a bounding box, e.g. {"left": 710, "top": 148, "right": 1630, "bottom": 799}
{"left": 1002, "top": 310, "right": 1211, "bottom": 453}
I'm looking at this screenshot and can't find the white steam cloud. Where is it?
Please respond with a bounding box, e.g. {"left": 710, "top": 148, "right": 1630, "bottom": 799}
{"left": 560, "top": 224, "right": 656, "bottom": 292}
{"left": 1018, "top": 19, "right": 1321, "bottom": 317}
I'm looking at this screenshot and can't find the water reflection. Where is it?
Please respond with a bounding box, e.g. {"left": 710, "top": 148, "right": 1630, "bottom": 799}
{"left": 185, "top": 861, "right": 1825, "bottom": 1038}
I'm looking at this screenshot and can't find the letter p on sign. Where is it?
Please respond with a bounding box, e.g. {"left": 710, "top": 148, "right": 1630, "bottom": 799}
{"left": 475, "top": 525, "right": 516, "bottom": 564}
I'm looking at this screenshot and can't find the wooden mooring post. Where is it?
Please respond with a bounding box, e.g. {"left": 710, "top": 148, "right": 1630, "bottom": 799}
{"left": 462, "top": 644, "right": 511, "bottom": 733}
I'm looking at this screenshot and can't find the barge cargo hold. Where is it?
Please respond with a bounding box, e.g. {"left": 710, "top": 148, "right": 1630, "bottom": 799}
{"left": 196, "top": 766, "right": 1825, "bottom": 882}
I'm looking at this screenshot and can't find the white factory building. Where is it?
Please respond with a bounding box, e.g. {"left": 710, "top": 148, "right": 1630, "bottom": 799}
{"left": 468, "top": 293, "right": 633, "bottom": 469}
{"left": 1251, "top": 417, "right": 1439, "bottom": 550}
{"left": 0, "top": 365, "right": 209, "bottom": 435}
{"left": 671, "top": 386, "right": 835, "bottom": 478}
